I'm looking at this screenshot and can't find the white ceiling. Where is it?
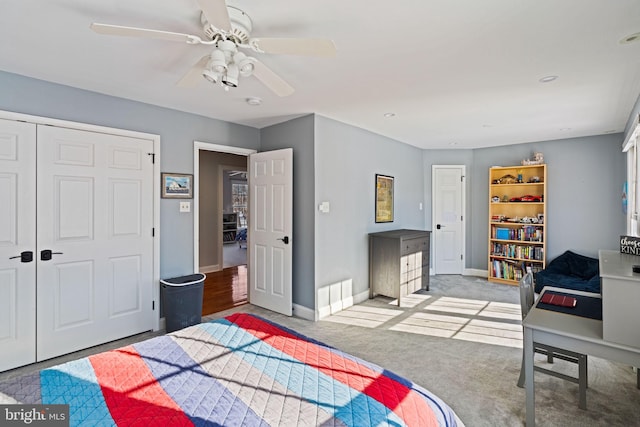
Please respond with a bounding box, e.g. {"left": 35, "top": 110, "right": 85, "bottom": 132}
{"left": 1, "top": 0, "right": 640, "bottom": 149}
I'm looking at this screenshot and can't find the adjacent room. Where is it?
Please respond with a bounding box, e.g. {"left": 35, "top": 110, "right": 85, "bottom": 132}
{"left": 1, "top": 1, "right": 640, "bottom": 426}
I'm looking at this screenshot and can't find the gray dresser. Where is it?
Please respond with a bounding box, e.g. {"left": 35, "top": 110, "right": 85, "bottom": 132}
{"left": 369, "top": 229, "right": 431, "bottom": 305}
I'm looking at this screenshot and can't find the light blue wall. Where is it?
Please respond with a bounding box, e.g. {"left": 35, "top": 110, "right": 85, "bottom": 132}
{"left": 1, "top": 69, "right": 633, "bottom": 315}
{"left": 260, "top": 115, "right": 316, "bottom": 309}
{"left": 0, "top": 71, "right": 260, "bottom": 279}
{"left": 314, "top": 116, "right": 426, "bottom": 300}
{"left": 425, "top": 135, "right": 626, "bottom": 270}
{"left": 422, "top": 149, "right": 475, "bottom": 266}
{"left": 472, "top": 135, "right": 625, "bottom": 264}
{"left": 260, "top": 115, "right": 427, "bottom": 310}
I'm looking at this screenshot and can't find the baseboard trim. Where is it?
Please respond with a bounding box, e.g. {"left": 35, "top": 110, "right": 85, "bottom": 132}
{"left": 464, "top": 268, "right": 488, "bottom": 278}
{"left": 293, "top": 303, "right": 316, "bottom": 321}
{"left": 353, "top": 289, "right": 370, "bottom": 305}
{"left": 430, "top": 267, "right": 487, "bottom": 278}
{"left": 200, "top": 264, "right": 220, "bottom": 274}
{"left": 317, "top": 289, "right": 371, "bottom": 320}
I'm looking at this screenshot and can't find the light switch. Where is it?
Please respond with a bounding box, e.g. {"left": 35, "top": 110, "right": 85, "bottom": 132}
{"left": 179, "top": 201, "right": 191, "bottom": 213}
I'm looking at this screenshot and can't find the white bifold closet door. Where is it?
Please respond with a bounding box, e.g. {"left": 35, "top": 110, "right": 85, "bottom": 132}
{"left": 0, "top": 119, "right": 155, "bottom": 371}
{"left": 0, "top": 119, "right": 37, "bottom": 371}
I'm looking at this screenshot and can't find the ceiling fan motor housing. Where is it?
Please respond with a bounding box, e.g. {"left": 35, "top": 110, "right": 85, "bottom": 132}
{"left": 201, "top": 6, "right": 252, "bottom": 44}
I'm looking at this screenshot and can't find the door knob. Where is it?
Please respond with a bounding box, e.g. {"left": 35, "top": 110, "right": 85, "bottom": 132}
{"left": 9, "top": 251, "right": 33, "bottom": 263}
{"left": 277, "top": 236, "right": 290, "bottom": 244}
{"left": 40, "top": 249, "right": 63, "bottom": 261}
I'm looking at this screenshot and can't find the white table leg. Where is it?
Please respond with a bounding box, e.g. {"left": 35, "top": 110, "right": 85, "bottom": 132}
{"left": 524, "top": 326, "right": 535, "bottom": 426}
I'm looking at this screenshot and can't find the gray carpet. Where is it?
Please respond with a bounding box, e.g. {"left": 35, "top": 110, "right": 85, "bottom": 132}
{"left": 2, "top": 275, "right": 638, "bottom": 426}
{"left": 204, "top": 275, "right": 640, "bottom": 426}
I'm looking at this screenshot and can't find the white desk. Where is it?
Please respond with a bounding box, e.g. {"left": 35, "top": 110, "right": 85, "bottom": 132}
{"left": 599, "top": 249, "right": 640, "bottom": 347}
{"left": 523, "top": 286, "right": 640, "bottom": 426}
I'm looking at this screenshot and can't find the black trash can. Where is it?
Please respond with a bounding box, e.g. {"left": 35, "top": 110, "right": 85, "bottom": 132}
{"left": 160, "top": 273, "right": 206, "bottom": 333}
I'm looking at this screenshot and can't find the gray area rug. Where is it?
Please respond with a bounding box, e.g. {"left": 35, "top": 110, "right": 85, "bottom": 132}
{"left": 2, "top": 275, "right": 638, "bottom": 426}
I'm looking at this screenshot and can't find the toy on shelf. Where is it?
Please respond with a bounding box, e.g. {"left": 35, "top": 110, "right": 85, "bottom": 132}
{"left": 521, "top": 152, "right": 544, "bottom": 165}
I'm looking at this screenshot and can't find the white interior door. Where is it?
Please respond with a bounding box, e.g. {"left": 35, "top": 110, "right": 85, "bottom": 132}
{"left": 432, "top": 165, "right": 465, "bottom": 274}
{"left": 249, "top": 148, "right": 292, "bottom": 316}
{"left": 36, "top": 126, "right": 155, "bottom": 361}
{"left": 0, "top": 119, "right": 37, "bottom": 372}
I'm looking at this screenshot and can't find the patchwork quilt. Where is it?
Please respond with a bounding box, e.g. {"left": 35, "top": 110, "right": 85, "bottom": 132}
{"left": 0, "top": 313, "right": 463, "bottom": 426}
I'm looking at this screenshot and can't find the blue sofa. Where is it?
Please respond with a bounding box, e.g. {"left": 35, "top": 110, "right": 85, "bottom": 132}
{"left": 534, "top": 250, "right": 600, "bottom": 294}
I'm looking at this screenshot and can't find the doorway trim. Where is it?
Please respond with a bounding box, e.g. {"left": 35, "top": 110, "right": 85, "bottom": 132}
{"left": 193, "top": 141, "right": 256, "bottom": 274}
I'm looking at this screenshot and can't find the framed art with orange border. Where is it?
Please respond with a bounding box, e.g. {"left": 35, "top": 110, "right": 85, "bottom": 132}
{"left": 375, "top": 174, "right": 394, "bottom": 223}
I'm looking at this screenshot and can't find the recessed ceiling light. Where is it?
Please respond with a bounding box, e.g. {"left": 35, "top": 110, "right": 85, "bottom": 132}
{"left": 539, "top": 75, "right": 558, "bottom": 83}
{"left": 448, "top": 142, "right": 458, "bottom": 146}
{"left": 383, "top": 112, "right": 396, "bottom": 118}
{"left": 246, "top": 97, "right": 262, "bottom": 106}
{"left": 620, "top": 32, "right": 640, "bottom": 44}
{"left": 559, "top": 127, "right": 571, "bottom": 131}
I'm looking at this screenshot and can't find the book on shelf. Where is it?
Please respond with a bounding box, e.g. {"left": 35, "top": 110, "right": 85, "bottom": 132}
{"left": 491, "top": 259, "right": 522, "bottom": 281}
{"left": 491, "top": 225, "right": 543, "bottom": 242}
{"left": 490, "top": 243, "right": 544, "bottom": 260}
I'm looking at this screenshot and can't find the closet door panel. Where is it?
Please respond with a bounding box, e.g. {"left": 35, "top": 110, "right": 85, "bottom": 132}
{"left": 36, "top": 125, "right": 154, "bottom": 361}
{"left": 56, "top": 176, "right": 94, "bottom": 241}
{"left": 0, "top": 119, "right": 36, "bottom": 372}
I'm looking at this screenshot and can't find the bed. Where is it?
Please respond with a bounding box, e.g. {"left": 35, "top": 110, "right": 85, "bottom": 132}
{"left": 0, "top": 313, "right": 464, "bottom": 426}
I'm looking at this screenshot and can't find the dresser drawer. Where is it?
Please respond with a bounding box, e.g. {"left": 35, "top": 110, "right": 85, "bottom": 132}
{"left": 421, "top": 250, "right": 430, "bottom": 267}
{"left": 401, "top": 237, "right": 428, "bottom": 255}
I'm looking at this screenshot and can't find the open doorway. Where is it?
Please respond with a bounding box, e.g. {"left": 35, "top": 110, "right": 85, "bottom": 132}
{"left": 194, "top": 142, "right": 256, "bottom": 315}
{"left": 222, "top": 170, "right": 248, "bottom": 268}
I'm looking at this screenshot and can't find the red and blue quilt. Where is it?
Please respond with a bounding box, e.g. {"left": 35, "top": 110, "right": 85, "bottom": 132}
{"left": 0, "top": 313, "right": 463, "bottom": 426}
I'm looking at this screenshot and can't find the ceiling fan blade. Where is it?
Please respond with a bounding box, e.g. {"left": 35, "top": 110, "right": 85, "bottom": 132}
{"left": 177, "top": 55, "right": 210, "bottom": 87}
{"left": 252, "top": 60, "right": 294, "bottom": 97}
{"left": 91, "top": 23, "right": 200, "bottom": 43}
{"left": 197, "top": 0, "right": 231, "bottom": 32}
{"left": 250, "top": 38, "right": 336, "bottom": 57}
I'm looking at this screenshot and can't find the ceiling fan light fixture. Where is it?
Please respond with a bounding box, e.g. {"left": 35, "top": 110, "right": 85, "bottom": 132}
{"left": 222, "top": 63, "right": 239, "bottom": 87}
{"left": 202, "top": 68, "right": 220, "bottom": 84}
{"left": 234, "top": 52, "right": 255, "bottom": 76}
{"left": 209, "top": 49, "right": 227, "bottom": 73}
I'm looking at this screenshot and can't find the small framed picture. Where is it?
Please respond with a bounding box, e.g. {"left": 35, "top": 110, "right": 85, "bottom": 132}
{"left": 375, "top": 174, "right": 394, "bottom": 223}
{"left": 161, "top": 173, "right": 193, "bottom": 198}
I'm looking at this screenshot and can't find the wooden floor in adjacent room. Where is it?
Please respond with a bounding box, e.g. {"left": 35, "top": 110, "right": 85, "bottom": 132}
{"left": 202, "top": 265, "right": 248, "bottom": 316}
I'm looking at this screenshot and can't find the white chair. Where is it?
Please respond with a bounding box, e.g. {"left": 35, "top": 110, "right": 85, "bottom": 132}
{"left": 516, "top": 272, "right": 588, "bottom": 409}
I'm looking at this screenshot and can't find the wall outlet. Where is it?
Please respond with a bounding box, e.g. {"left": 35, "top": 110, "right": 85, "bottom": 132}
{"left": 179, "top": 201, "right": 191, "bottom": 213}
{"left": 319, "top": 201, "right": 330, "bottom": 213}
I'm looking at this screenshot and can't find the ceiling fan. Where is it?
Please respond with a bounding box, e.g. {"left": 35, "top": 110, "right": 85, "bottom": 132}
{"left": 90, "top": 0, "right": 336, "bottom": 96}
